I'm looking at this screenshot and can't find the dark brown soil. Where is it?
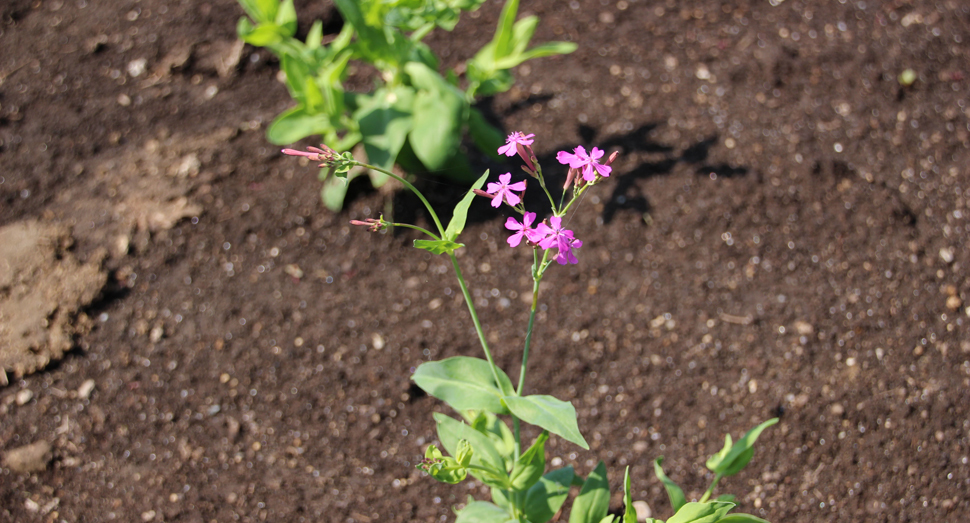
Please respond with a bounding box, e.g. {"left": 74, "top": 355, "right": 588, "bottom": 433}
{"left": 3, "top": 1, "right": 970, "bottom": 522}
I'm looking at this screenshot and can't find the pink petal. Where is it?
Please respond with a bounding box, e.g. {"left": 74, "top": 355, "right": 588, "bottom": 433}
{"left": 498, "top": 172, "right": 512, "bottom": 184}
{"left": 498, "top": 143, "right": 517, "bottom": 156}
{"left": 508, "top": 181, "right": 527, "bottom": 191}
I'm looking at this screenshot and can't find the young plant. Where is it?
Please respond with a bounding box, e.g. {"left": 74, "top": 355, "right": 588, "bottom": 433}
{"left": 282, "top": 134, "right": 778, "bottom": 523}
{"left": 240, "top": 0, "right": 576, "bottom": 209}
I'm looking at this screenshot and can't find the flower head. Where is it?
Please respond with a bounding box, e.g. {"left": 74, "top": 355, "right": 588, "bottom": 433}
{"left": 505, "top": 212, "right": 540, "bottom": 248}
{"left": 498, "top": 132, "right": 537, "bottom": 174}
{"left": 534, "top": 216, "right": 582, "bottom": 265}
{"left": 498, "top": 132, "right": 535, "bottom": 157}
{"left": 282, "top": 145, "right": 337, "bottom": 166}
{"left": 556, "top": 146, "right": 612, "bottom": 182}
{"left": 485, "top": 172, "right": 527, "bottom": 208}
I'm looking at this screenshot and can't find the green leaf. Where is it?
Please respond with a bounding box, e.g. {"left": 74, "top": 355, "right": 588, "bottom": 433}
{"left": 434, "top": 413, "right": 509, "bottom": 488}
{"left": 444, "top": 170, "right": 489, "bottom": 241}
{"left": 320, "top": 171, "right": 349, "bottom": 211}
{"left": 238, "top": 22, "right": 285, "bottom": 47}
{"left": 568, "top": 462, "right": 609, "bottom": 523}
{"left": 274, "top": 0, "right": 297, "bottom": 36}
{"left": 419, "top": 444, "right": 468, "bottom": 484}
{"left": 622, "top": 467, "right": 637, "bottom": 523}
{"left": 266, "top": 105, "right": 333, "bottom": 145}
{"left": 469, "top": 411, "right": 516, "bottom": 464}
{"left": 653, "top": 457, "right": 686, "bottom": 514}
{"left": 504, "top": 395, "right": 588, "bottom": 450}
{"left": 717, "top": 514, "right": 771, "bottom": 523}
{"left": 706, "top": 419, "right": 778, "bottom": 477}
{"left": 306, "top": 20, "right": 323, "bottom": 49}
{"left": 467, "top": 109, "right": 505, "bottom": 160}
{"left": 715, "top": 495, "right": 736, "bottom": 504}
{"left": 238, "top": 0, "right": 278, "bottom": 22}
{"left": 509, "top": 432, "right": 548, "bottom": 491}
{"left": 354, "top": 87, "right": 415, "bottom": 171}
{"left": 522, "top": 466, "right": 574, "bottom": 523}
{"left": 413, "top": 239, "right": 464, "bottom": 255}
{"left": 475, "top": 70, "right": 514, "bottom": 97}
{"left": 598, "top": 517, "right": 615, "bottom": 523}
{"left": 413, "top": 357, "right": 514, "bottom": 414}
{"left": 509, "top": 15, "right": 538, "bottom": 57}
{"left": 494, "top": 42, "right": 578, "bottom": 70}
{"left": 455, "top": 501, "right": 513, "bottom": 523}
{"left": 666, "top": 502, "right": 735, "bottom": 523}
{"left": 493, "top": 0, "right": 519, "bottom": 59}
{"left": 405, "top": 62, "right": 469, "bottom": 171}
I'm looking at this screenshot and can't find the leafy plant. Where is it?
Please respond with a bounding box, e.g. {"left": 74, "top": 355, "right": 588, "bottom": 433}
{"left": 238, "top": 0, "right": 577, "bottom": 209}
{"left": 281, "top": 134, "right": 781, "bottom": 522}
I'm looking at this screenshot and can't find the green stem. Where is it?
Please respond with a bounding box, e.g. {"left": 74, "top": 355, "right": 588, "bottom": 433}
{"left": 699, "top": 474, "right": 722, "bottom": 503}
{"left": 388, "top": 222, "right": 440, "bottom": 240}
{"left": 448, "top": 253, "right": 507, "bottom": 396}
{"left": 516, "top": 249, "right": 543, "bottom": 395}
{"left": 358, "top": 162, "right": 446, "bottom": 237}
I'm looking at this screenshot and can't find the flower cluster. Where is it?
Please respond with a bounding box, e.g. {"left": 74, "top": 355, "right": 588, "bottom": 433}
{"left": 484, "top": 132, "right": 616, "bottom": 265}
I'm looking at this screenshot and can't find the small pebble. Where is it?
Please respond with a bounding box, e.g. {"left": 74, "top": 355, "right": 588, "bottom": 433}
{"left": 77, "top": 379, "right": 96, "bottom": 399}
{"left": 16, "top": 389, "right": 33, "bottom": 405}
{"left": 633, "top": 500, "right": 652, "bottom": 521}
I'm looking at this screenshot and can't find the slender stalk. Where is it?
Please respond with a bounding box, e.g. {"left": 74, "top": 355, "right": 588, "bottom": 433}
{"left": 516, "top": 249, "right": 543, "bottom": 395}
{"left": 448, "top": 253, "right": 506, "bottom": 395}
{"left": 358, "top": 162, "right": 446, "bottom": 237}
{"left": 699, "top": 474, "right": 722, "bottom": 503}
{"left": 387, "top": 222, "right": 440, "bottom": 240}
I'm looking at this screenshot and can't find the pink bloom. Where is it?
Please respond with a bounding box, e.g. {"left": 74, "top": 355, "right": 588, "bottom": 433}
{"left": 497, "top": 132, "right": 535, "bottom": 157}
{"left": 282, "top": 145, "right": 336, "bottom": 166}
{"left": 535, "top": 216, "right": 582, "bottom": 265}
{"left": 485, "top": 172, "right": 527, "bottom": 208}
{"left": 556, "top": 146, "right": 612, "bottom": 182}
{"left": 505, "top": 212, "right": 540, "bottom": 247}
{"left": 499, "top": 132, "right": 537, "bottom": 174}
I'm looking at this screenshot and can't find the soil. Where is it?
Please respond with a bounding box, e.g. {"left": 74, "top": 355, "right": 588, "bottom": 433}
{"left": 2, "top": 0, "right": 970, "bottom": 522}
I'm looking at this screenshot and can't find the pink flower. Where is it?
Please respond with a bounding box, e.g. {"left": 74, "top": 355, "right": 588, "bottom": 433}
{"left": 282, "top": 145, "right": 336, "bottom": 166}
{"left": 485, "top": 172, "right": 527, "bottom": 208}
{"left": 535, "top": 216, "right": 582, "bottom": 265}
{"left": 499, "top": 132, "right": 537, "bottom": 174}
{"left": 505, "top": 212, "right": 540, "bottom": 247}
{"left": 556, "top": 146, "right": 612, "bottom": 182}
{"left": 497, "top": 132, "right": 534, "bottom": 157}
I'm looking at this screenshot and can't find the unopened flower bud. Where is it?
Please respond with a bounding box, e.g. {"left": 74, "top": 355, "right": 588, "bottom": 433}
{"left": 350, "top": 218, "right": 384, "bottom": 232}
{"left": 473, "top": 189, "right": 496, "bottom": 200}
{"left": 604, "top": 150, "right": 620, "bottom": 166}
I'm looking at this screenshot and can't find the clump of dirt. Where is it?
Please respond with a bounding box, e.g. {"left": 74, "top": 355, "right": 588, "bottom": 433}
{"left": 0, "top": 220, "right": 106, "bottom": 380}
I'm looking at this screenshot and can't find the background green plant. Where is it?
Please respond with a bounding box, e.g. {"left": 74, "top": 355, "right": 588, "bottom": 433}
{"left": 237, "top": 0, "right": 576, "bottom": 209}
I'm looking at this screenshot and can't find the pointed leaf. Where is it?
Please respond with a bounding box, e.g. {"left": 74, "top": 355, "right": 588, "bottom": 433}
{"left": 494, "top": 42, "right": 578, "bottom": 69}
{"left": 504, "top": 395, "right": 588, "bottom": 450}
{"left": 444, "top": 170, "right": 489, "bottom": 241}
{"left": 522, "top": 466, "right": 574, "bottom": 523}
{"left": 707, "top": 419, "right": 778, "bottom": 477}
{"left": 413, "top": 239, "right": 464, "bottom": 255}
{"left": 469, "top": 411, "right": 516, "bottom": 462}
{"left": 274, "top": 0, "right": 297, "bottom": 36}
{"left": 413, "top": 357, "right": 513, "bottom": 414}
{"left": 306, "top": 20, "right": 323, "bottom": 49}
{"left": 666, "top": 502, "right": 735, "bottom": 523}
{"left": 509, "top": 432, "right": 548, "bottom": 490}
{"left": 320, "top": 171, "right": 349, "bottom": 211}
{"left": 568, "top": 462, "right": 610, "bottom": 523}
{"left": 622, "top": 467, "right": 637, "bottom": 523}
{"left": 653, "top": 457, "right": 686, "bottom": 514}
{"left": 493, "top": 0, "right": 519, "bottom": 59}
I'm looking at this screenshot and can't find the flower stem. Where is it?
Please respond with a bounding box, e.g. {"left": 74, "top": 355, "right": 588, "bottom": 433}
{"left": 516, "top": 249, "right": 543, "bottom": 395}
{"left": 358, "top": 162, "right": 446, "bottom": 237}
{"left": 699, "top": 474, "right": 723, "bottom": 503}
{"left": 448, "top": 253, "right": 508, "bottom": 396}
